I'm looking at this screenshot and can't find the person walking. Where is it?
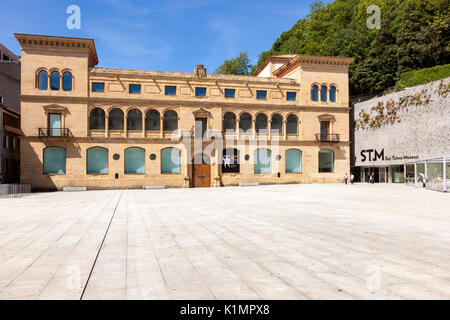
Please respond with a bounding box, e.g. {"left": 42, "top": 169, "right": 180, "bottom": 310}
{"left": 370, "top": 172, "right": 375, "bottom": 184}
{"left": 350, "top": 173, "right": 355, "bottom": 184}
{"left": 344, "top": 173, "right": 348, "bottom": 184}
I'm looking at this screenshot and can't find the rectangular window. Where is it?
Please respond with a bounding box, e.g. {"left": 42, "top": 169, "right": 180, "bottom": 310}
{"left": 129, "top": 84, "right": 141, "bottom": 94}
{"left": 224, "top": 89, "right": 235, "bottom": 98}
{"left": 165, "top": 86, "right": 177, "bottom": 95}
{"left": 320, "top": 121, "right": 330, "bottom": 141}
{"left": 195, "top": 87, "right": 206, "bottom": 97}
{"left": 4, "top": 135, "right": 8, "bottom": 149}
{"left": 92, "top": 82, "right": 105, "bottom": 92}
{"left": 286, "top": 92, "right": 297, "bottom": 101}
{"left": 256, "top": 90, "right": 267, "bottom": 100}
{"left": 49, "top": 113, "right": 62, "bottom": 137}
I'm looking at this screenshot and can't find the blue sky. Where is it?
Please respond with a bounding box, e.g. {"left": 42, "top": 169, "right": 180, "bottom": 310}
{"left": 0, "top": 0, "right": 330, "bottom": 72}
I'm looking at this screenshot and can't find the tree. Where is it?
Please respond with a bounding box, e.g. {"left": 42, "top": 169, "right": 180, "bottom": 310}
{"left": 214, "top": 52, "right": 252, "bottom": 75}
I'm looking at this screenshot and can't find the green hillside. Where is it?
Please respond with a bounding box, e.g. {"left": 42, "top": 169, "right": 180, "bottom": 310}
{"left": 395, "top": 64, "right": 450, "bottom": 90}
{"left": 218, "top": 0, "right": 449, "bottom": 95}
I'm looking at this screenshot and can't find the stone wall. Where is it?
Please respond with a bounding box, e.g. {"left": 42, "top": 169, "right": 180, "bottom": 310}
{"left": 353, "top": 77, "right": 450, "bottom": 167}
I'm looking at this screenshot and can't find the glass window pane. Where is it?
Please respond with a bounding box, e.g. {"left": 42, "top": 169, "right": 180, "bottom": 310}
{"left": 286, "top": 92, "right": 296, "bottom": 101}
{"left": 254, "top": 149, "right": 271, "bottom": 174}
{"left": 311, "top": 85, "right": 318, "bottom": 101}
{"left": 125, "top": 148, "right": 145, "bottom": 174}
{"left": 256, "top": 90, "right": 267, "bottom": 100}
{"left": 195, "top": 87, "right": 206, "bottom": 97}
{"left": 127, "top": 109, "right": 142, "bottom": 130}
{"left": 321, "top": 85, "right": 327, "bottom": 102}
{"left": 44, "top": 147, "right": 66, "bottom": 174}
{"left": 222, "top": 148, "right": 240, "bottom": 173}
{"left": 255, "top": 114, "right": 267, "bottom": 133}
{"left": 49, "top": 114, "right": 61, "bottom": 136}
{"left": 319, "top": 150, "right": 334, "bottom": 173}
{"left": 163, "top": 111, "right": 178, "bottom": 131}
{"left": 145, "top": 110, "right": 160, "bottom": 130}
{"left": 165, "top": 86, "right": 176, "bottom": 95}
{"left": 38, "top": 71, "right": 48, "bottom": 90}
{"left": 329, "top": 86, "right": 336, "bottom": 102}
{"left": 63, "top": 72, "right": 72, "bottom": 91}
{"left": 285, "top": 149, "right": 301, "bottom": 173}
{"left": 161, "top": 148, "right": 181, "bottom": 174}
{"left": 129, "top": 84, "right": 141, "bottom": 94}
{"left": 271, "top": 114, "right": 283, "bottom": 134}
{"left": 51, "top": 71, "right": 60, "bottom": 90}
{"left": 239, "top": 113, "right": 252, "bottom": 133}
{"left": 87, "top": 147, "right": 108, "bottom": 174}
{"left": 286, "top": 115, "right": 298, "bottom": 134}
{"left": 92, "top": 82, "right": 105, "bottom": 92}
{"left": 90, "top": 108, "right": 105, "bottom": 130}
{"left": 223, "top": 112, "right": 236, "bottom": 132}
{"left": 109, "top": 109, "right": 124, "bottom": 130}
{"left": 225, "top": 89, "right": 235, "bottom": 98}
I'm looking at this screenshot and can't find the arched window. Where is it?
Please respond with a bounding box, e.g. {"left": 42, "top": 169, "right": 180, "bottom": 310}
{"left": 87, "top": 147, "right": 108, "bottom": 174}
{"left": 125, "top": 147, "right": 145, "bottom": 174}
{"left": 319, "top": 149, "right": 334, "bottom": 173}
{"left": 286, "top": 114, "right": 298, "bottom": 134}
{"left": 223, "top": 112, "right": 236, "bottom": 132}
{"left": 255, "top": 114, "right": 268, "bottom": 134}
{"left": 63, "top": 72, "right": 72, "bottom": 91}
{"left": 311, "top": 85, "right": 318, "bottom": 102}
{"left": 239, "top": 113, "right": 252, "bottom": 133}
{"left": 109, "top": 108, "right": 124, "bottom": 130}
{"left": 163, "top": 110, "right": 178, "bottom": 131}
{"left": 50, "top": 71, "right": 60, "bottom": 90}
{"left": 38, "top": 70, "right": 48, "bottom": 90}
{"left": 320, "top": 85, "right": 327, "bottom": 102}
{"left": 127, "top": 109, "right": 142, "bottom": 130}
{"left": 89, "top": 108, "right": 105, "bottom": 130}
{"left": 271, "top": 114, "right": 283, "bottom": 134}
{"left": 254, "top": 148, "right": 271, "bottom": 174}
{"left": 329, "top": 86, "right": 336, "bottom": 102}
{"left": 43, "top": 147, "right": 66, "bottom": 174}
{"left": 161, "top": 148, "right": 181, "bottom": 174}
{"left": 145, "top": 109, "right": 160, "bottom": 131}
{"left": 285, "top": 149, "right": 302, "bottom": 173}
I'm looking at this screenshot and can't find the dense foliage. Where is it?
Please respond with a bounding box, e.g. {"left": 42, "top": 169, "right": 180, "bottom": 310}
{"left": 214, "top": 52, "right": 252, "bottom": 75}
{"left": 395, "top": 64, "right": 450, "bottom": 91}
{"left": 216, "top": 0, "right": 449, "bottom": 95}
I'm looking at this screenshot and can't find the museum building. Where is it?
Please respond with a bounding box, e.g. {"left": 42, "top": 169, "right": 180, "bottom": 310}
{"left": 15, "top": 34, "right": 353, "bottom": 190}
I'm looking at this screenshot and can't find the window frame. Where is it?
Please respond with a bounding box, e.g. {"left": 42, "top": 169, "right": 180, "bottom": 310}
{"left": 86, "top": 147, "right": 109, "bottom": 175}
{"left": 161, "top": 147, "right": 181, "bottom": 174}
{"left": 129, "top": 84, "right": 142, "bottom": 94}
{"left": 164, "top": 86, "right": 177, "bottom": 96}
{"left": 92, "top": 82, "right": 105, "bottom": 93}
{"left": 43, "top": 146, "right": 66, "bottom": 175}
{"left": 318, "top": 149, "right": 334, "bottom": 173}
{"left": 286, "top": 92, "right": 297, "bottom": 101}
{"left": 195, "top": 87, "right": 207, "bottom": 97}
{"left": 254, "top": 148, "right": 272, "bottom": 174}
{"left": 256, "top": 90, "right": 267, "bottom": 100}
{"left": 224, "top": 88, "right": 235, "bottom": 98}
{"left": 124, "top": 147, "right": 146, "bottom": 174}
{"left": 285, "top": 149, "right": 302, "bottom": 173}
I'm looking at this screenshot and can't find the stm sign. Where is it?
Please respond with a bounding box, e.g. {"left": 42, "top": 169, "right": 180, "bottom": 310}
{"left": 360, "top": 149, "right": 385, "bottom": 162}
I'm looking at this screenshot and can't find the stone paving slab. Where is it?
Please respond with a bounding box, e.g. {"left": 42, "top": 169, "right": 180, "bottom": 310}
{"left": 0, "top": 184, "right": 449, "bottom": 300}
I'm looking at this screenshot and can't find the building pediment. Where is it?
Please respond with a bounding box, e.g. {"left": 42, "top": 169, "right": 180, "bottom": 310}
{"left": 43, "top": 104, "right": 69, "bottom": 115}
{"left": 192, "top": 107, "right": 212, "bottom": 118}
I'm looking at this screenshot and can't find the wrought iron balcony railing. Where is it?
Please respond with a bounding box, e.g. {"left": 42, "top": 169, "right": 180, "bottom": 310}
{"left": 315, "top": 133, "right": 340, "bottom": 142}
{"left": 38, "top": 128, "right": 73, "bottom": 138}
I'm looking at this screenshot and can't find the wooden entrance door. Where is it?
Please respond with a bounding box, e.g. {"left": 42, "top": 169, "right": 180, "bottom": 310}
{"left": 192, "top": 163, "right": 211, "bottom": 188}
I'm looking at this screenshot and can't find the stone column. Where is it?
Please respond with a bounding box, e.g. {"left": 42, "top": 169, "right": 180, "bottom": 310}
{"left": 414, "top": 162, "right": 418, "bottom": 186}
{"left": 444, "top": 158, "right": 447, "bottom": 192}
{"left": 124, "top": 114, "right": 128, "bottom": 137}
{"left": 283, "top": 120, "right": 287, "bottom": 140}
{"left": 252, "top": 119, "right": 256, "bottom": 140}
{"left": 105, "top": 115, "right": 109, "bottom": 137}
{"left": 160, "top": 116, "right": 164, "bottom": 138}
{"left": 268, "top": 119, "right": 272, "bottom": 141}
{"left": 142, "top": 113, "right": 146, "bottom": 137}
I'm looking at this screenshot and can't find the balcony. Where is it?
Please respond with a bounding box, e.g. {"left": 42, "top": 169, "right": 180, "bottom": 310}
{"left": 315, "top": 133, "right": 340, "bottom": 142}
{"left": 38, "top": 128, "right": 73, "bottom": 138}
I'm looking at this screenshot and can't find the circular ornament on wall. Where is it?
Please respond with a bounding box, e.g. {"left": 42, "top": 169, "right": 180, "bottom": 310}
{"left": 113, "top": 153, "right": 120, "bottom": 160}
{"left": 150, "top": 154, "right": 157, "bottom": 160}
{"left": 276, "top": 155, "right": 282, "bottom": 161}
{"left": 244, "top": 154, "right": 250, "bottom": 161}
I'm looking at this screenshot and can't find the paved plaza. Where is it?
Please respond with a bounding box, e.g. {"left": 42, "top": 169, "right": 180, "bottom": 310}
{"left": 0, "top": 184, "right": 449, "bottom": 300}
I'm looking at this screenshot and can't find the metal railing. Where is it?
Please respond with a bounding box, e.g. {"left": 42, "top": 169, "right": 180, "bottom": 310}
{"left": 38, "top": 128, "right": 73, "bottom": 138}
{"left": 0, "top": 184, "right": 31, "bottom": 198}
{"left": 315, "top": 133, "right": 340, "bottom": 142}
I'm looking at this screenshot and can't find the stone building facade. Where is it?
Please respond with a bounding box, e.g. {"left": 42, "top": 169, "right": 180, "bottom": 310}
{"left": 16, "top": 34, "right": 353, "bottom": 191}
{"left": 0, "top": 43, "right": 21, "bottom": 184}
